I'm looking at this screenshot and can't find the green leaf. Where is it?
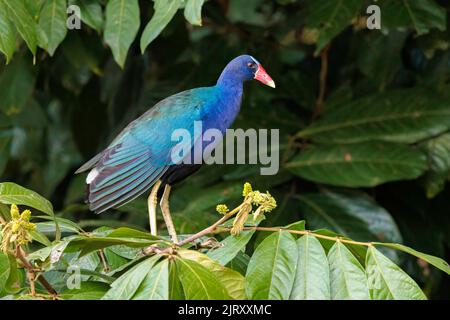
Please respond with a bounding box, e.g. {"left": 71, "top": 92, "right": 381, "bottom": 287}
{"left": 54, "top": 267, "right": 115, "bottom": 283}
{"left": 226, "top": 251, "right": 250, "bottom": 275}
{"left": 207, "top": 230, "right": 255, "bottom": 266}
{"left": 246, "top": 231, "right": 297, "bottom": 300}
{"left": 27, "top": 245, "right": 53, "bottom": 262}
{"left": 0, "top": 253, "right": 10, "bottom": 290}
{"left": 0, "top": 135, "right": 12, "bottom": 176}
{"left": 366, "top": 247, "right": 427, "bottom": 300}
{"left": 106, "top": 256, "right": 146, "bottom": 277}
{"left": 29, "top": 229, "right": 52, "bottom": 246}
{"left": 312, "top": 229, "right": 368, "bottom": 264}
{"left": 176, "top": 257, "right": 229, "bottom": 300}
{"left": 132, "top": 259, "right": 169, "bottom": 300}
{"left": 61, "top": 282, "right": 110, "bottom": 300}
{"left": 0, "top": 182, "right": 54, "bottom": 216}
{"left": 104, "top": 0, "right": 140, "bottom": 68}
{"left": 140, "top": 0, "right": 181, "bottom": 53}
{"left": 2, "top": 0, "right": 38, "bottom": 56}
{"left": 184, "top": 0, "right": 204, "bottom": 26}
{"left": 379, "top": 0, "right": 447, "bottom": 35}
{"left": 102, "top": 255, "right": 160, "bottom": 300}
{"left": 72, "top": 0, "right": 103, "bottom": 32}
{"left": 0, "top": 56, "right": 36, "bottom": 114}
{"left": 106, "top": 227, "right": 159, "bottom": 240}
{"left": 60, "top": 32, "right": 102, "bottom": 75}
{"left": 253, "top": 220, "right": 305, "bottom": 247}
{"left": 178, "top": 249, "right": 246, "bottom": 300}
{"left": 422, "top": 133, "right": 450, "bottom": 198}
{"left": 103, "top": 248, "right": 128, "bottom": 271}
{"left": 0, "top": 2, "right": 16, "bottom": 63}
{"left": 65, "top": 236, "right": 161, "bottom": 256}
{"left": 1, "top": 254, "right": 22, "bottom": 295}
{"left": 218, "top": 267, "right": 247, "bottom": 300}
{"left": 374, "top": 242, "right": 450, "bottom": 275}
{"left": 69, "top": 251, "right": 101, "bottom": 281}
{"left": 228, "top": 0, "right": 266, "bottom": 26}
{"left": 107, "top": 245, "right": 140, "bottom": 260}
{"left": 35, "top": 215, "right": 83, "bottom": 234}
{"left": 356, "top": 32, "right": 408, "bottom": 90}
{"left": 298, "top": 90, "right": 450, "bottom": 144}
{"left": 287, "top": 142, "right": 427, "bottom": 187}
{"left": 24, "top": 0, "right": 45, "bottom": 18}
{"left": 290, "top": 235, "right": 330, "bottom": 300}
{"left": 39, "top": 0, "right": 67, "bottom": 56}
{"left": 304, "top": 0, "right": 364, "bottom": 54}
{"left": 328, "top": 242, "right": 370, "bottom": 300}
{"left": 296, "top": 191, "right": 402, "bottom": 244}
{"left": 169, "top": 259, "right": 185, "bottom": 300}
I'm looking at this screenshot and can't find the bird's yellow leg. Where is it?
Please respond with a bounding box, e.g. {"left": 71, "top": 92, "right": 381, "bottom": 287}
{"left": 160, "top": 184, "right": 179, "bottom": 243}
{"left": 148, "top": 180, "right": 162, "bottom": 236}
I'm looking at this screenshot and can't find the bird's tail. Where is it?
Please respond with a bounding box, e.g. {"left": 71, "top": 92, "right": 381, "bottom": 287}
{"left": 75, "top": 152, "right": 104, "bottom": 174}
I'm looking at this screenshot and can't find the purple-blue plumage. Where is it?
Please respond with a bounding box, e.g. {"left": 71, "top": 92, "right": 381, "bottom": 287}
{"left": 75, "top": 55, "right": 275, "bottom": 213}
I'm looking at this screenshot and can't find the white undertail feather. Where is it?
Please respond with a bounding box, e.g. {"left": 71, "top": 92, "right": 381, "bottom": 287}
{"left": 86, "top": 168, "right": 99, "bottom": 184}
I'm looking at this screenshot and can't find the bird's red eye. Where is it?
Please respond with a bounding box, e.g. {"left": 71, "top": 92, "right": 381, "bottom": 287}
{"left": 247, "top": 62, "right": 256, "bottom": 68}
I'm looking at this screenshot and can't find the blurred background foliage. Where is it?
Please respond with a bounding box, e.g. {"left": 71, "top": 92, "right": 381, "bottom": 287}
{"left": 0, "top": 0, "right": 449, "bottom": 298}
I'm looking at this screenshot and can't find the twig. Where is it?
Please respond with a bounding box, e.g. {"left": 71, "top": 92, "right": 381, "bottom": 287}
{"left": 143, "top": 246, "right": 175, "bottom": 256}
{"left": 176, "top": 204, "right": 243, "bottom": 247}
{"left": 234, "top": 226, "right": 372, "bottom": 247}
{"left": 217, "top": 0, "right": 230, "bottom": 12}
{"left": 276, "top": 182, "right": 296, "bottom": 217}
{"left": 313, "top": 44, "right": 331, "bottom": 119}
{"left": 15, "top": 246, "right": 58, "bottom": 296}
{"left": 281, "top": 135, "right": 297, "bottom": 165}
{"left": 174, "top": 185, "right": 372, "bottom": 248}
{"left": 98, "top": 249, "right": 110, "bottom": 273}
{"left": 26, "top": 269, "right": 36, "bottom": 296}
{"left": 176, "top": 217, "right": 372, "bottom": 248}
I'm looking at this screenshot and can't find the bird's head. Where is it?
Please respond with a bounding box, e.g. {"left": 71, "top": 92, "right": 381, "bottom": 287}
{"left": 219, "top": 55, "right": 276, "bottom": 88}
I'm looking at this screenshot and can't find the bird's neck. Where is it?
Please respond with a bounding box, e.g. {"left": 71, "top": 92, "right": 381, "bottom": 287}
{"left": 216, "top": 72, "right": 244, "bottom": 106}
{"left": 215, "top": 77, "right": 243, "bottom": 111}
{"left": 208, "top": 73, "right": 244, "bottom": 131}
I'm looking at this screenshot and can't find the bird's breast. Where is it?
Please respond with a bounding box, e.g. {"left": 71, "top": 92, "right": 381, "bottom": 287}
{"left": 202, "top": 87, "right": 243, "bottom": 133}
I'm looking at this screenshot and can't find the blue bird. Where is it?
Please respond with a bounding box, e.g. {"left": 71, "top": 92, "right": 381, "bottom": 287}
{"left": 75, "top": 55, "right": 275, "bottom": 242}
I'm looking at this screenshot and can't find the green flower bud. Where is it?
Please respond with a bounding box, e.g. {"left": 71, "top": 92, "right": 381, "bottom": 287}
{"left": 242, "top": 183, "right": 253, "bottom": 197}
{"left": 216, "top": 204, "right": 229, "bottom": 215}
{"left": 10, "top": 204, "right": 20, "bottom": 220}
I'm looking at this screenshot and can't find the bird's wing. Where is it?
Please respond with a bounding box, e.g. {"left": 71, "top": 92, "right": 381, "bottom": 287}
{"left": 80, "top": 88, "right": 213, "bottom": 213}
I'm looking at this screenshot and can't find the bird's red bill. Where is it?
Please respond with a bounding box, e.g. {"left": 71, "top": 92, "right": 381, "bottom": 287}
{"left": 254, "top": 64, "right": 276, "bottom": 88}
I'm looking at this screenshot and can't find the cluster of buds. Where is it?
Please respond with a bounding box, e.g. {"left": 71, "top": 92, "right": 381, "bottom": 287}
{"left": 1, "top": 204, "right": 36, "bottom": 253}
{"left": 216, "top": 204, "right": 229, "bottom": 215}
{"left": 217, "top": 182, "right": 277, "bottom": 236}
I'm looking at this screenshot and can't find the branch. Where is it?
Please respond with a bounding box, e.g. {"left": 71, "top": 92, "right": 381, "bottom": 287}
{"left": 176, "top": 209, "right": 372, "bottom": 248}
{"left": 176, "top": 204, "right": 243, "bottom": 247}
{"left": 238, "top": 227, "right": 372, "bottom": 247}
{"left": 313, "top": 44, "right": 331, "bottom": 119}
{"left": 174, "top": 181, "right": 370, "bottom": 249}
{"left": 98, "top": 249, "right": 110, "bottom": 273}
{"left": 15, "top": 246, "right": 58, "bottom": 297}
